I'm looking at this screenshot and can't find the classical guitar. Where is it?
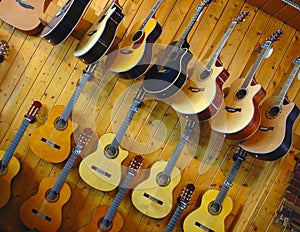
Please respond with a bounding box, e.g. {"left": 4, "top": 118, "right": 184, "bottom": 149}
{"left": 0, "top": 101, "right": 41, "bottom": 208}
{"left": 106, "top": 0, "right": 163, "bottom": 79}
{"left": 78, "top": 155, "right": 143, "bottom": 232}
{"left": 20, "top": 128, "right": 92, "bottom": 232}
{"left": 171, "top": 11, "right": 250, "bottom": 121}
{"left": 0, "top": 40, "right": 9, "bottom": 63}
{"left": 164, "top": 184, "right": 195, "bottom": 232}
{"left": 74, "top": 0, "right": 124, "bottom": 64}
{"left": 241, "top": 56, "right": 300, "bottom": 161}
{"left": 142, "top": 0, "right": 213, "bottom": 99}
{"left": 183, "top": 147, "right": 247, "bottom": 232}
{"left": 41, "top": 0, "right": 91, "bottom": 45}
{"left": 79, "top": 87, "right": 146, "bottom": 191}
{"left": 131, "top": 119, "right": 195, "bottom": 219}
{"left": 210, "top": 29, "right": 283, "bottom": 140}
{"left": 29, "top": 63, "right": 97, "bottom": 163}
{"left": 0, "top": 0, "right": 51, "bottom": 34}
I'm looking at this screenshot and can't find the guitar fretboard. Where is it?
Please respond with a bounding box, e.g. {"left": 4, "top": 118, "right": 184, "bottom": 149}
{"left": 138, "top": 0, "right": 163, "bottom": 31}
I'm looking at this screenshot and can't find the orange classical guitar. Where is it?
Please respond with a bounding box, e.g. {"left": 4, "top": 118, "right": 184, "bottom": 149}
{"left": 78, "top": 155, "right": 143, "bottom": 232}
{"left": 210, "top": 30, "right": 282, "bottom": 140}
{"left": 29, "top": 64, "right": 97, "bottom": 163}
{"left": 20, "top": 128, "right": 92, "bottom": 232}
{"left": 0, "top": 101, "right": 41, "bottom": 208}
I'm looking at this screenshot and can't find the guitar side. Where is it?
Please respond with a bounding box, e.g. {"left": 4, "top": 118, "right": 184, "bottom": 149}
{"left": 78, "top": 205, "right": 124, "bottom": 232}
{"left": 29, "top": 105, "right": 78, "bottom": 163}
{"left": 183, "top": 189, "right": 233, "bottom": 232}
{"left": 0, "top": 152, "right": 20, "bottom": 208}
{"left": 131, "top": 160, "right": 181, "bottom": 219}
{"left": 19, "top": 177, "right": 71, "bottom": 232}
{"left": 78, "top": 133, "right": 128, "bottom": 191}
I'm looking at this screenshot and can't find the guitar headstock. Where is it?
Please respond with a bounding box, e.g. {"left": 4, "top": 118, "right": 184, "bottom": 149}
{"left": 234, "top": 146, "right": 248, "bottom": 161}
{"left": 128, "top": 155, "right": 143, "bottom": 175}
{"left": 177, "top": 184, "right": 195, "bottom": 209}
{"left": 234, "top": 10, "right": 250, "bottom": 24}
{"left": 0, "top": 40, "right": 9, "bottom": 63}
{"left": 25, "top": 101, "right": 42, "bottom": 123}
{"left": 75, "top": 128, "right": 93, "bottom": 151}
{"left": 262, "top": 29, "right": 283, "bottom": 48}
{"left": 134, "top": 87, "right": 147, "bottom": 103}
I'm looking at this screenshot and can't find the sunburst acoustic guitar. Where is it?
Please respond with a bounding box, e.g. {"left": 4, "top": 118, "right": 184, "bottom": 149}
{"left": 0, "top": 40, "right": 9, "bottom": 63}
{"left": 74, "top": 0, "right": 124, "bottom": 64}
{"left": 183, "top": 147, "right": 247, "bottom": 232}
{"left": 171, "top": 10, "right": 249, "bottom": 121}
{"left": 78, "top": 155, "right": 143, "bottom": 232}
{"left": 29, "top": 63, "right": 97, "bottom": 163}
{"left": 79, "top": 87, "right": 146, "bottom": 191}
{"left": 210, "top": 29, "right": 283, "bottom": 141}
{"left": 131, "top": 119, "right": 195, "bottom": 219}
{"left": 0, "top": 101, "right": 41, "bottom": 208}
{"left": 106, "top": 0, "right": 163, "bottom": 79}
{"left": 20, "top": 128, "right": 92, "bottom": 232}
{"left": 241, "top": 56, "right": 300, "bottom": 161}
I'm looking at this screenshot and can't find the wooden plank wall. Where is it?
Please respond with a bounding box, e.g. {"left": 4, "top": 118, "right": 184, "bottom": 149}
{"left": 0, "top": 0, "right": 299, "bottom": 231}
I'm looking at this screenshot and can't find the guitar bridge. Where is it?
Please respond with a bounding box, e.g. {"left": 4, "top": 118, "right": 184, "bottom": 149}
{"left": 40, "top": 138, "right": 61, "bottom": 149}
{"left": 194, "top": 222, "right": 214, "bottom": 232}
{"left": 91, "top": 165, "right": 111, "bottom": 178}
{"left": 259, "top": 126, "right": 274, "bottom": 131}
{"left": 225, "top": 106, "right": 242, "bottom": 113}
{"left": 32, "top": 209, "right": 51, "bottom": 221}
{"left": 143, "top": 193, "right": 163, "bottom": 205}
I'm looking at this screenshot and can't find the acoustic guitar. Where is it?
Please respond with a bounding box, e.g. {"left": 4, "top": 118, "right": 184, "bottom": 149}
{"left": 78, "top": 155, "right": 143, "bottom": 232}
{"left": 183, "top": 147, "right": 247, "bottom": 232}
{"left": 106, "top": 0, "right": 163, "bottom": 79}
{"left": 164, "top": 184, "right": 195, "bottom": 232}
{"left": 171, "top": 11, "right": 250, "bottom": 121}
{"left": 20, "top": 128, "right": 92, "bottom": 232}
{"left": 79, "top": 87, "right": 146, "bottom": 191}
{"left": 241, "top": 56, "right": 300, "bottom": 161}
{"left": 142, "top": 0, "right": 213, "bottom": 99}
{"left": 0, "top": 0, "right": 51, "bottom": 34}
{"left": 29, "top": 63, "right": 97, "bottom": 163}
{"left": 74, "top": 0, "right": 124, "bottom": 64}
{"left": 210, "top": 29, "right": 283, "bottom": 140}
{"left": 0, "top": 40, "right": 9, "bottom": 63}
{"left": 41, "top": 0, "right": 91, "bottom": 45}
{"left": 131, "top": 119, "right": 195, "bottom": 219}
{"left": 0, "top": 101, "right": 41, "bottom": 208}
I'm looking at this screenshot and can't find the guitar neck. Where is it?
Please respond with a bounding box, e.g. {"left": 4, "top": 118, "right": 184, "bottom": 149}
{"left": 1, "top": 118, "right": 31, "bottom": 167}
{"left": 164, "top": 205, "right": 185, "bottom": 232}
{"left": 138, "top": 0, "right": 163, "bottom": 31}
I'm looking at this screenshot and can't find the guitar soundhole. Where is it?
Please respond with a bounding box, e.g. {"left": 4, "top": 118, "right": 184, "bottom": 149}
{"left": 54, "top": 118, "right": 68, "bottom": 131}
{"left": 45, "top": 189, "right": 59, "bottom": 202}
{"left": 234, "top": 88, "right": 247, "bottom": 101}
{"left": 208, "top": 201, "right": 222, "bottom": 215}
{"left": 104, "top": 145, "right": 119, "bottom": 159}
{"left": 156, "top": 172, "right": 170, "bottom": 186}
{"left": 132, "top": 30, "right": 143, "bottom": 42}
{"left": 266, "top": 106, "right": 281, "bottom": 119}
{"left": 198, "top": 69, "right": 212, "bottom": 81}
{"left": 97, "top": 218, "right": 112, "bottom": 231}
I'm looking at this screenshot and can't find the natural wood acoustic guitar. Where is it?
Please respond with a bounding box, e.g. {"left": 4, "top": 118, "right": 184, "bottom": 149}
{"left": 171, "top": 10, "right": 249, "bottom": 121}
{"left": 79, "top": 87, "right": 146, "bottom": 191}
{"left": 131, "top": 119, "right": 195, "bottom": 219}
{"left": 0, "top": 101, "right": 41, "bottom": 208}
{"left": 20, "top": 128, "right": 92, "bottom": 232}
{"left": 241, "top": 56, "right": 300, "bottom": 161}
{"left": 210, "top": 29, "right": 283, "bottom": 140}
{"left": 183, "top": 147, "right": 247, "bottom": 232}
{"left": 78, "top": 155, "right": 143, "bottom": 232}
{"left": 106, "top": 0, "right": 163, "bottom": 79}
{"left": 41, "top": 0, "right": 91, "bottom": 45}
{"left": 74, "top": 0, "right": 124, "bottom": 64}
{"left": 142, "top": 0, "right": 213, "bottom": 99}
{"left": 0, "top": 40, "right": 9, "bottom": 63}
{"left": 0, "top": 0, "right": 51, "bottom": 34}
{"left": 29, "top": 64, "right": 97, "bottom": 163}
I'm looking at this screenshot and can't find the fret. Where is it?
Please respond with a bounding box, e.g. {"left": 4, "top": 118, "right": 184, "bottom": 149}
{"left": 138, "top": 0, "right": 163, "bottom": 31}
{"left": 164, "top": 206, "right": 184, "bottom": 232}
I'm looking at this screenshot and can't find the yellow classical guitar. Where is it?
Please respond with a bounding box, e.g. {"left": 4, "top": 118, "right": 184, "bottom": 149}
{"left": 29, "top": 64, "right": 97, "bottom": 163}
{"left": 0, "top": 101, "right": 41, "bottom": 208}
{"left": 20, "top": 128, "right": 92, "bottom": 232}
{"left": 183, "top": 147, "right": 247, "bottom": 232}
{"left": 131, "top": 119, "right": 195, "bottom": 219}
{"left": 79, "top": 87, "right": 146, "bottom": 191}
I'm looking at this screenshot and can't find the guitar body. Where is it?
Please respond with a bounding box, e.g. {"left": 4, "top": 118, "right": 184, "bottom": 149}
{"left": 210, "top": 78, "right": 266, "bottom": 140}
{"left": 74, "top": 2, "right": 124, "bottom": 64}
{"left": 183, "top": 189, "right": 233, "bottom": 232}
{"left": 106, "top": 17, "right": 162, "bottom": 79}
{"left": 143, "top": 41, "right": 193, "bottom": 98}
{"left": 78, "top": 133, "right": 128, "bottom": 191}
{"left": 241, "top": 97, "right": 300, "bottom": 161}
{"left": 29, "top": 105, "right": 78, "bottom": 163}
{"left": 78, "top": 205, "right": 124, "bottom": 232}
{"left": 19, "top": 177, "right": 71, "bottom": 232}
{"left": 41, "top": 0, "right": 91, "bottom": 45}
{"left": 0, "top": 152, "right": 20, "bottom": 208}
{"left": 131, "top": 160, "right": 181, "bottom": 219}
{"left": 0, "top": 0, "right": 51, "bottom": 34}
